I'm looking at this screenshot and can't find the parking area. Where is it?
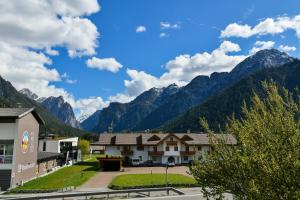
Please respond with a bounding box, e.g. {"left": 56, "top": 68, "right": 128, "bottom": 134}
{"left": 79, "top": 166, "right": 190, "bottom": 189}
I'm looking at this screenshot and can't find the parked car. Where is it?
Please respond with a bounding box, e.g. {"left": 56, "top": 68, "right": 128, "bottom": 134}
{"left": 167, "top": 161, "right": 175, "bottom": 167}
{"left": 131, "top": 159, "right": 140, "bottom": 166}
{"left": 144, "top": 160, "right": 154, "bottom": 167}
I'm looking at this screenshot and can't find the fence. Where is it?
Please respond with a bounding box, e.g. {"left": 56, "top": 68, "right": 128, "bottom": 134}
{"left": 5, "top": 187, "right": 185, "bottom": 200}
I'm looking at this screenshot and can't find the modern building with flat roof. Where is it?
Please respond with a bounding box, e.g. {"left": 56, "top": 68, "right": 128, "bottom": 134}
{"left": 0, "top": 108, "right": 44, "bottom": 190}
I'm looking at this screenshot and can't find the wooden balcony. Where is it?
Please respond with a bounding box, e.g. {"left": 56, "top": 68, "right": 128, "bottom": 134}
{"left": 148, "top": 151, "right": 164, "bottom": 156}
{"left": 166, "top": 141, "right": 178, "bottom": 145}
{"left": 121, "top": 150, "right": 133, "bottom": 156}
{"left": 180, "top": 151, "right": 196, "bottom": 156}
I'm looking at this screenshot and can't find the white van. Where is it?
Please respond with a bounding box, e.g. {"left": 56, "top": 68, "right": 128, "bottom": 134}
{"left": 131, "top": 158, "right": 140, "bottom": 166}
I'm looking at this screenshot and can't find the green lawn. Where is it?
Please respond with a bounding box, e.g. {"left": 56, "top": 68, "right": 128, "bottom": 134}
{"left": 109, "top": 174, "right": 198, "bottom": 190}
{"left": 11, "top": 157, "right": 99, "bottom": 192}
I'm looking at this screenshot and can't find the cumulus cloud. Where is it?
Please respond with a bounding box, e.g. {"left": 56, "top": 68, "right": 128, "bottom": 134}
{"left": 278, "top": 45, "right": 296, "bottom": 53}
{"left": 160, "top": 22, "right": 180, "bottom": 29}
{"left": 136, "top": 25, "right": 146, "bottom": 33}
{"left": 86, "top": 57, "right": 123, "bottom": 73}
{"left": 221, "top": 14, "right": 300, "bottom": 38}
{"left": 249, "top": 41, "right": 275, "bottom": 54}
{"left": 0, "top": 0, "right": 101, "bottom": 118}
{"left": 112, "top": 41, "right": 247, "bottom": 103}
{"left": 75, "top": 97, "right": 109, "bottom": 121}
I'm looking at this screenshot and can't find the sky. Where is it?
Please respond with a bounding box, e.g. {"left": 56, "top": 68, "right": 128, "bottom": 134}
{"left": 1, "top": 0, "right": 300, "bottom": 120}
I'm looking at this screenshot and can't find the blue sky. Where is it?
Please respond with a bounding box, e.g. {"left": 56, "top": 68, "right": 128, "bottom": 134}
{"left": 1, "top": 0, "right": 300, "bottom": 119}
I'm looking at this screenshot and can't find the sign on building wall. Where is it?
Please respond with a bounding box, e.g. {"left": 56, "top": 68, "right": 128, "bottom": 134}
{"left": 21, "top": 131, "right": 29, "bottom": 154}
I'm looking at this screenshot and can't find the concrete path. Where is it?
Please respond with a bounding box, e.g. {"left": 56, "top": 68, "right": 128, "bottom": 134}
{"left": 79, "top": 166, "right": 190, "bottom": 190}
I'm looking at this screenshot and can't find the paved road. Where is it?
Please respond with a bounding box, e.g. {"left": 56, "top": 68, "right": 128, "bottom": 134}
{"left": 79, "top": 166, "right": 190, "bottom": 189}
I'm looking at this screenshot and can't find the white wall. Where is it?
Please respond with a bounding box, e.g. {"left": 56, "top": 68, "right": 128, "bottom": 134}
{"left": 59, "top": 137, "right": 78, "bottom": 147}
{"left": 131, "top": 146, "right": 149, "bottom": 162}
{"left": 105, "top": 146, "right": 121, "bottom": 156}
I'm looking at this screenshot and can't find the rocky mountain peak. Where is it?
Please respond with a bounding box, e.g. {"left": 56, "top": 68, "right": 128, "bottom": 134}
{"left": 41, "top": 96, "right": 80, "bottom": 128}
{"left": 19, "top": 88, "right": 39, "bottom": 100}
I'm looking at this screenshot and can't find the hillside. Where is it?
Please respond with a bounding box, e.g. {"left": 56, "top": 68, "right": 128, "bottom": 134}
{"left": 161, "top": 60, "right": 300, "bottom": 132}
{"left": 0, "top": 76, "right": 90, "bottom": 137}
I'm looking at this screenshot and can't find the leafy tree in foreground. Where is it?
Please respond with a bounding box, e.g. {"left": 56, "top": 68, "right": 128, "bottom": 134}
{"left": 190, "top": 81, "right": 300, "bottom": 199}
{"left": 78, "top": 139, "right": 90, "bottom": 155}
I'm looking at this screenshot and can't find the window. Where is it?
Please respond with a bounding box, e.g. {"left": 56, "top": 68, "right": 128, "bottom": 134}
{"left": 184, "top": 156, "right": 188, "bottom": 161}
{"left": 166, "top": 146, "right": 170, "bottom": 151}
{"left": 139, "top": 156, "right": 143, "bottom": 161}
{"left": 43, "top": 142, "right": 46, "bottom": 151}
{"left": 153, "top": 146, "right": 157, "bottom": 152}
{"left": 0, "top": 144, "right": 4, "bottom": 155}
{"left": 152, "top": 156, "right": 157, "bottom": 162}
{"left": 117, "top": 146, "right": 120, "bottom": 150}
{"left": 0, "top": 141, "right": 14, "bottom": 164}
{"left": 185, "top": 146, "right": 189, "bottom": 152}
{"left": 174, "top": 146, "right": 178, "bottom": 151}
{"left": 198, "top": 146, "right": 202, "bottom": 151}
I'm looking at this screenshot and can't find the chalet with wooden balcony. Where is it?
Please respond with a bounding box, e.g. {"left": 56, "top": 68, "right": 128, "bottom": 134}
{"left": 98, "top": 133, "right": 236, "bottom": 165}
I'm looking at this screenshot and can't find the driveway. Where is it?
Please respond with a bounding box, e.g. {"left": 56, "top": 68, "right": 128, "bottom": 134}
{"left": 79, "top": 166, "right": 190, "bottom": 190}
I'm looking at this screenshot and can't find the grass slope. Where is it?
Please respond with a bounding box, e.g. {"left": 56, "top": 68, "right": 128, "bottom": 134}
{"left": 109, "top": 174, "right": 198, "bottom": 189}
{"left": 11, "top": 158, "right": 99, "bottom": 192}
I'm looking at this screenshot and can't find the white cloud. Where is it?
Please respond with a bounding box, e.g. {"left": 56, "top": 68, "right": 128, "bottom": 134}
{"left": 75, "top": 97, "right": 109, "bottom": 121}
{"left": 278, "top": 45, "right": 296, "bottom": 53}
{"left": 108, "top": 93, "right": 135, "bottom": 103}
{"left": 0, "top": 1, "right": 99, "bottom": 57}
{"left": 221, "top": 14, "right": 300, "bottom": 38}
{"left": 160, "top": 33, "right": 169, "bottom": 38}
{"left": 0, "top": 0, "right": 101, "bottom": 118}
{"left": 136, "top": 25, "right": 146, "bottom": 33}
{"left": 86, "top": 57, "right": 123, "bottom": 73}
{"left": 249, "top": 41, "right": 275, "bottom": 54}
{"left": 160, "top": 22, "right": 180, "bottom": 29}
{"left": 111, "top": 41, "right": 247, "bottom": 103}
{"left": 50, "top": 0, "right": 100, "bottom": 17}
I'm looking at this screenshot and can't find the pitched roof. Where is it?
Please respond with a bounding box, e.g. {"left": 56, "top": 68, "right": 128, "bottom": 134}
{"left": 98, "top": 133, "right": 237, "bottom": 146}
{"left": 0, "top": 107, "right": 44, "bottom": 124}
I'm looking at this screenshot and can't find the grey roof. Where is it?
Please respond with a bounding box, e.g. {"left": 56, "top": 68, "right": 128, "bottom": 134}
{"left": 98, "top": 133, "right": 237, "bottom": 146}
{"left": 0, "top": 107, "right": 44, "bottom": 124}
{"left": 37, "top": 152, "right": 62, "bottom": 162}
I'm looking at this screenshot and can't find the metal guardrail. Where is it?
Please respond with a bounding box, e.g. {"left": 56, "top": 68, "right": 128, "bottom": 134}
{"left": 5, "top": 187, "right": 185, "bottom": 200}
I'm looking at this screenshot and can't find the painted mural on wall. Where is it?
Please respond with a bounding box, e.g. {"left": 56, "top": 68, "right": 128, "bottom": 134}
{"left": 21, "top": 131, "right": 29, "bottom": 154}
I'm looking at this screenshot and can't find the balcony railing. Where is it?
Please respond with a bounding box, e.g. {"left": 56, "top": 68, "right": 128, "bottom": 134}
{"left": 0, "top": 155, "right": 13, "bottom": 164}
{"left": 121, "top": 150, "right": 133, "bottom": 156}
{"left": 180, "top": 151, "right": 196, "bottom": 156}
{"left": 148, "top": 151, "right": 164, "bottom": 156}
{"left": 60, "top": 146, "right": 78, "bottom": 152}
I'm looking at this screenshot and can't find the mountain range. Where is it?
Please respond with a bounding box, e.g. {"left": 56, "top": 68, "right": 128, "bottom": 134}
{"left": 0, "top": 76, "right": 89, "bottom": 136}
{"left": 162, "top": 59, "right": 300, "bottom": 132}
{"left": 19, "top": 89, "right": 80, "bottom": 128}
{"left": 82, "top": 49, "right": 296, "bottom": 133}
